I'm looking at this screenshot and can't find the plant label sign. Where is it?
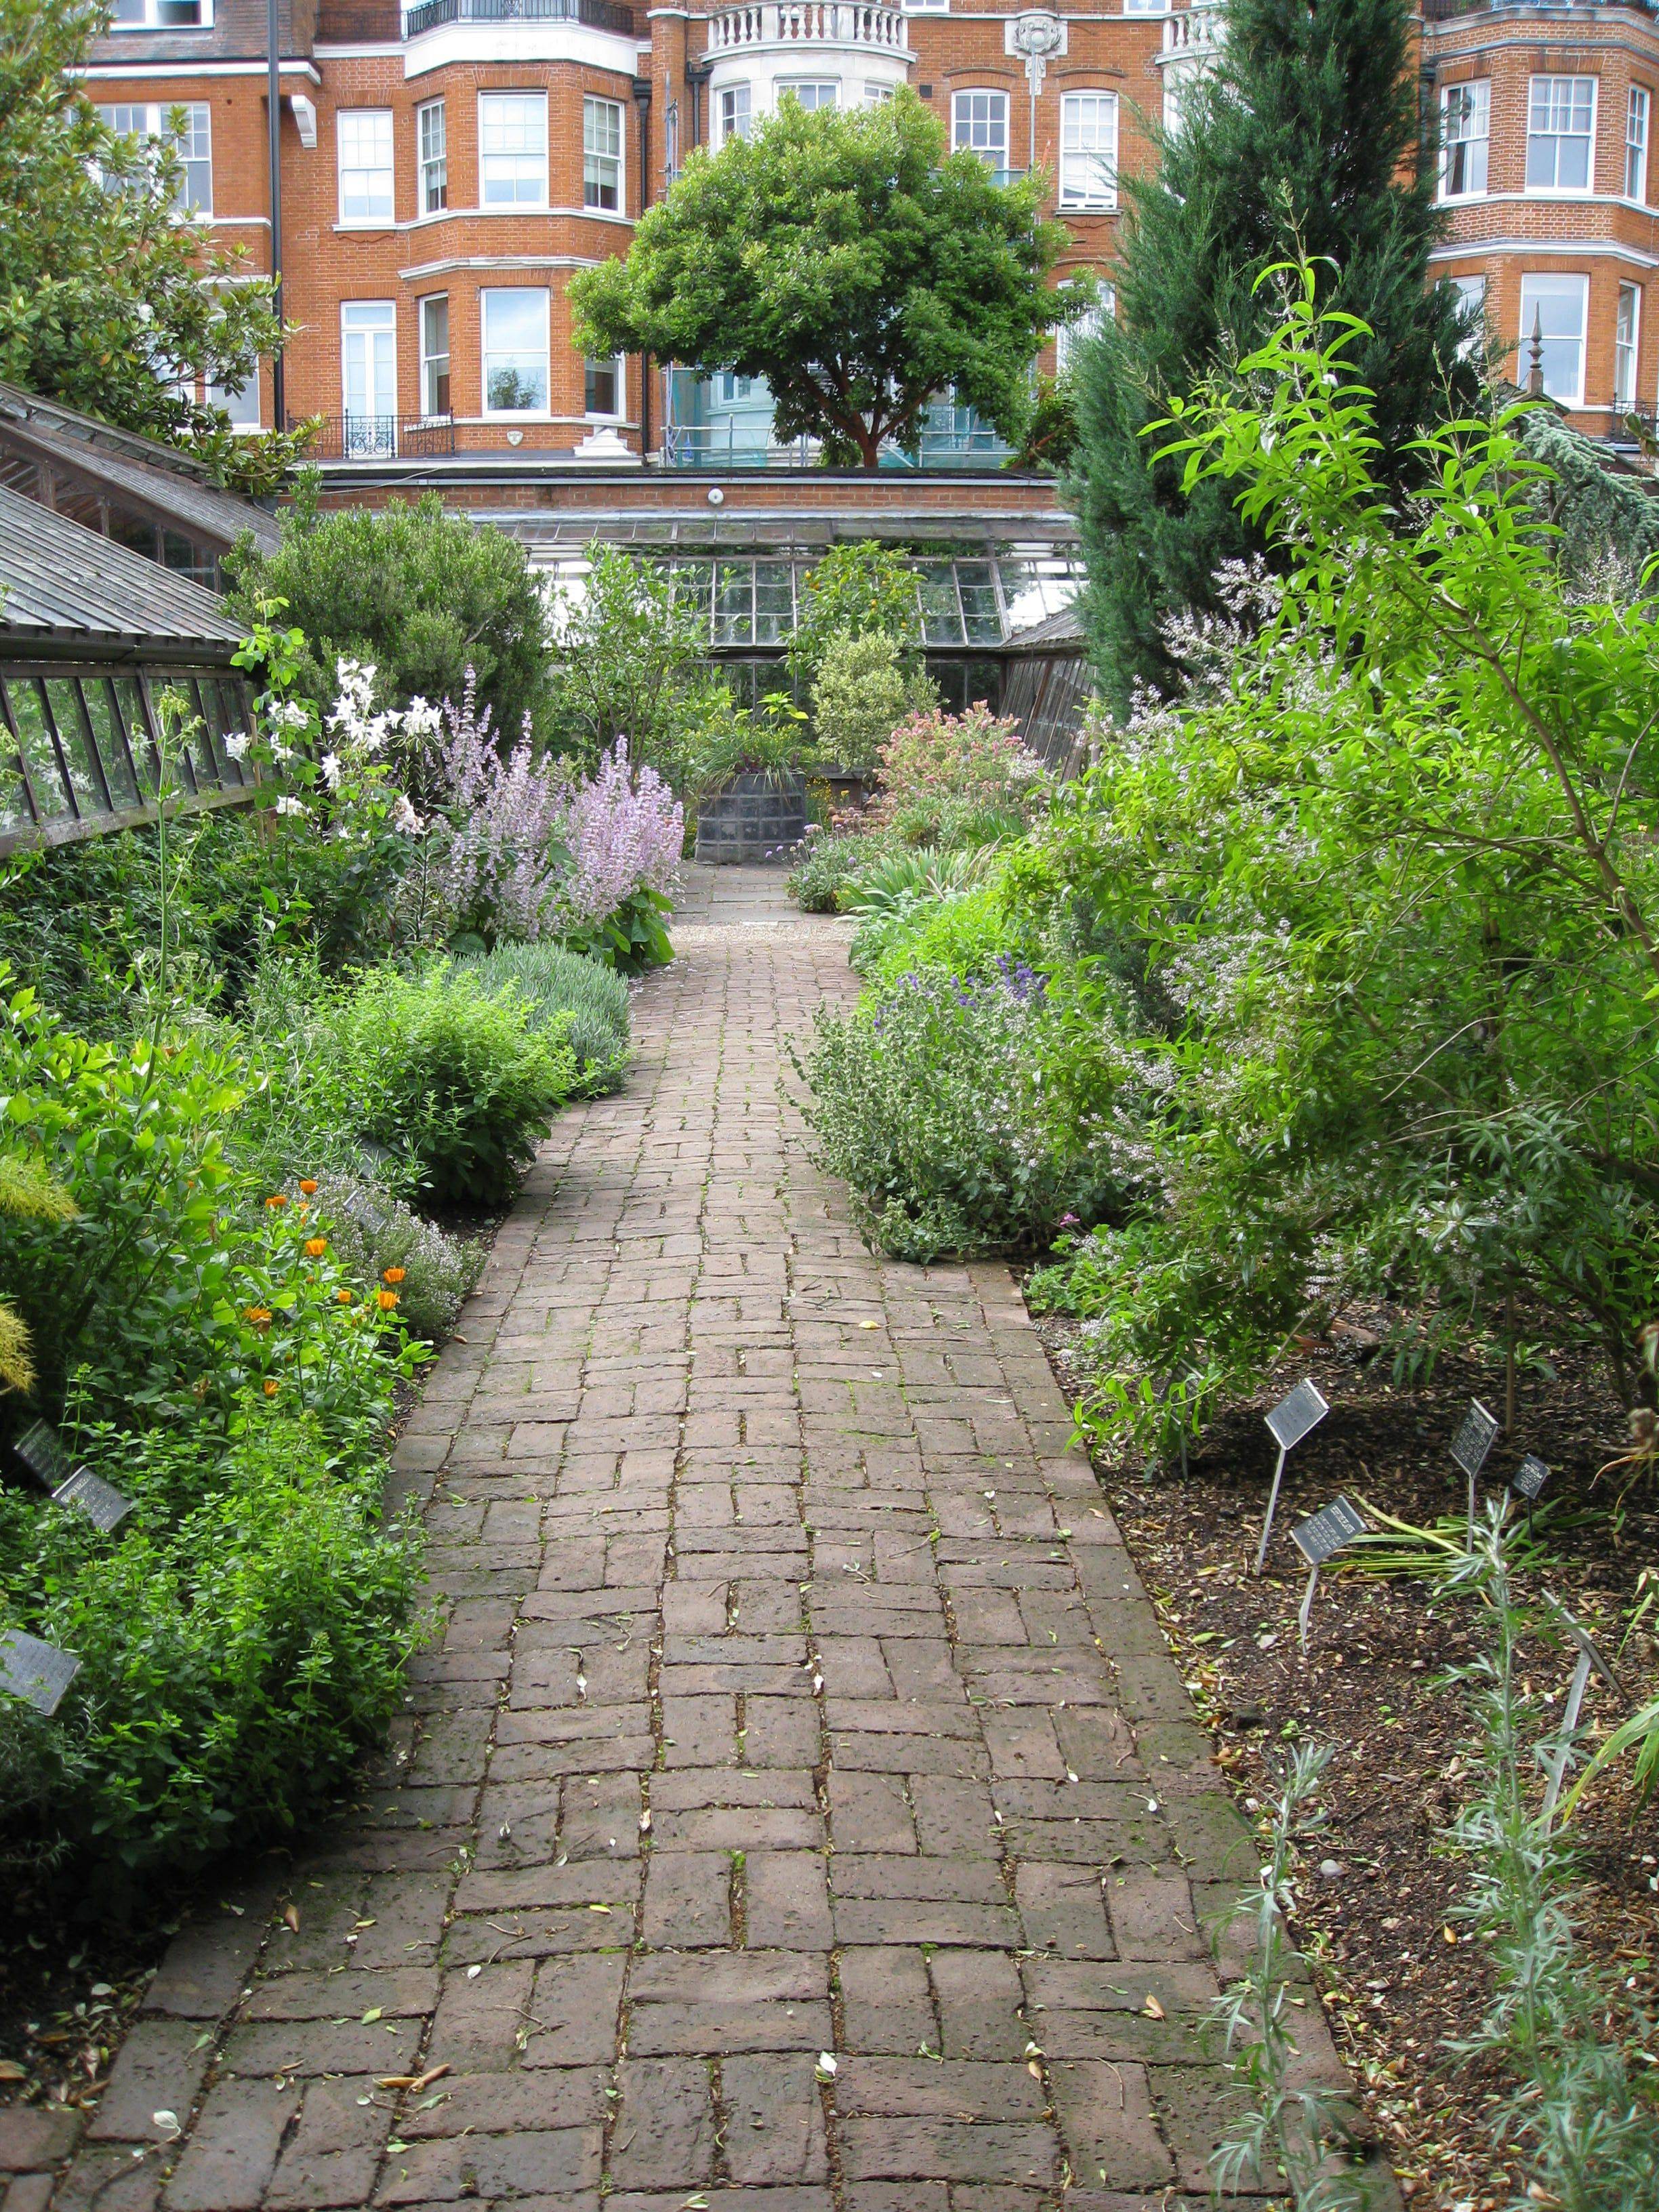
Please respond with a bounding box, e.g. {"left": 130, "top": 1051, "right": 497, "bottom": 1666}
{"left": 0, "top": 1630, "right": 80, "bottom": 1717}
{"left": 1450, "top": 1401, "right": 1500, "bottom": 1481}
{"left": 1266, "top": 1379, "right": 1330, "bottom": 1454}
{"left": 1511, "top": 1454, "right": 1550, "bottom": 1502}
{"left": 1291, "top": 1495, "right": 1368, "bottom": 1566}
{"left": 52, "top": 1469, "right": 133, "bottom": 1534}
{"left": 1254, "top": 1379, "right": 1330, "bottom": 1575}
{"left": 1452, "top": 1399, "right": 1500, "bottom": 1543}
{"left": 12, "top": 1418, "right": 74, "bottom": 1491}
{"left": 1290, "top": 1495, "right": 1367, "bottom": 1651}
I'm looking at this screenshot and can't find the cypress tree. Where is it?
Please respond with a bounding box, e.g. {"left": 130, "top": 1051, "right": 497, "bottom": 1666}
{"left": 1070, "top": 0, "right": 1477, "bottom": 712}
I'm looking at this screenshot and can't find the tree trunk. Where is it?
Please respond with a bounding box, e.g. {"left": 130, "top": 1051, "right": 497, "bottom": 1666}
{"left": 855, "top": 419, "right": 882, "bottom": 469}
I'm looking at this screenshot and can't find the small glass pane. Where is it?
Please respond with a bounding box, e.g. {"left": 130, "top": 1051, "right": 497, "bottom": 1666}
{"left": 82, "top": 677, "right": 142, "bottom": 808}
{"left": 917, "top": 562, "right": 963, "bottom": 646}
{"left": 4, "top": 676, "right": 70, "bottom": 821}
{"left": 0, "top": 684, "right": 33, "bottom": 831}
{"left": 754, "top": 561, "right": 794, "bottom": 644}
{"left": 713, "top": 562, "right": 754, "bottom": 647}
{"left": 149, "top": 675, "right": 207, "bottom": 793}
{"left": 44, "top": 677, "right": 106, "bottom": 812}
{"left": 112, "top": 674, "right": 161, "bottom": 797}
{"left": 956, "top": 560, "right": 1003, "bottom": 644}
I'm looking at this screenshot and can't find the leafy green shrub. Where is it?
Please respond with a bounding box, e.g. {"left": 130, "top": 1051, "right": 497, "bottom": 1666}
{"left": 306, "top": 1175, "right": 481, "bottom": 1343}
{"left": 865, "top": 879, "right": 1033, "bottom": 991}
{"left": 787, "top": 828, "right": 893, "bottom": 912}
{"left": 0, "top": 977, "right": 408, "bottom": 1433}
{"left": 793, "top": 966, "right": 1114, "bottom": 1261}
{"left": 786, "top": 541, "right": 922, "bottom": 691}
{"left": 810, "top": 632, "right": 936, "bottom": 775}
{"left": 872, "top": 703, "right": 1044, "bottom": 840}
{"left": 325, "top": 964, "right": 578, "bottom": 1208}
{"left": 226, "top": 487, "right": 552, "bottom": 741}
{"left": 455, "top": 942, "right": 630, "bottom": 1094}
{"left": 0, "top": 1409, "right": 426, "bottom": 1887}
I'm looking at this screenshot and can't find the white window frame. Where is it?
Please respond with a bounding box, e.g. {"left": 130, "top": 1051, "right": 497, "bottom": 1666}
{"left": 100, "top": 102, "right": 213, "bottom": 216}
{"left": 337, "top": 108, "right": 394, "bottom": 225}
{"left": 1124, "top": 0, "right": 1168, "bottom": 13}
{"left": 1447, "top": 272, "right": 1487, "bottom": 361}
{"left": 1517, "top": 272, "right": 1589, "bottom": 407}
{"left": 1616, "top": 283, "right": 1641, "bottom": 411}
{"left": 1439, "top": 80, "right": 1490, "bottom": 201}
{"left": 716, "top": 370, "right": 758, "bottom": 404}
{"left": 1056, "top": 281, "right": 1115, "bottom": 375}
{"left": 340, "top": 300, "right": 397, "bottom": 438}
{"left": 481, "top": 287, "right": 551, "bottom": 417}
{"left": 583, "top": 95, "right": 625, "bottom": 212}
{"left": 864, "top": 83, "right": 895, "bottom": 105}
{"left": 952, "top": 89, "right": 1009, "bottom": 171}
{"left": 1628, "top": 85, "right": 1650, "bottom": 203}
{"left": 479, "top": 91, "right": 549, "bottom": 209}
{"left": 204, "top": 367, "right": 261, "bottom": 430}
{"left": 418, "top": 98, "right": 448, "bottom": 216}
{"left": 419, "top": 294, "right": 451, "bottom": 420}
{"left": 584, "top": 355, "right": 626, "bottom": 420}
{"left": 1525, "top": 76, "right": 1597, "bottom": 197}
{"left": 719, "top": 84, "right": 752, "bottom": 145}
{"left": 779, "top": 81, "right": 840, "bottom": 112}
{"left": 1059, "top": 91, "right": 1118, "bottom": 209}
{"left": 109, "top": 0, "right": 213, "bottom": 24}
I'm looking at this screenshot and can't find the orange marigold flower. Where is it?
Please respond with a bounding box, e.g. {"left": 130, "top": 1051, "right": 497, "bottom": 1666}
{"left": 262, "top": 1377, "right": 279, "bottom": 1397}
{"left": 298, "top": 1179, "right": 319, "bottom": 1196}
{"left": 376, "top": 1288, "right": 401, "bottom": 1312}
{"left": 244, "top": 1305, "right": 273, "bottom": 1326}
{"left": 304, "top": 1237, "right": 327, "bottom": 1258}
{"left": 382, "top": 1267, "right": 407, "bottom": 1285}
{"left": 265, "top": 1193, "right": 287, "bottom": 1210}
{"left": 336, "top": 1289, "right": 353, "bottom": 1306}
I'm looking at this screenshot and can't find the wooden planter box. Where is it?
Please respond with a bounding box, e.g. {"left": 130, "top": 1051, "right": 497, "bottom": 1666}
{"left": 693, "top": 769, "right": 808, "bottom": 865}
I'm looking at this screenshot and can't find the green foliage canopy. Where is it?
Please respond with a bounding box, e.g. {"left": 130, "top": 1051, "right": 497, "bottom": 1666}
{"left": 0, "top": 0, "right": 301, "bottom": 494}
{"left": 571, "top": 91, "right": 1082, "bottom": 468}
{"left": 1067, "top": 0, "right": 1475, "bottom": 711}
{"left": 226, "top": 491, "right": 552, "bottom": 741}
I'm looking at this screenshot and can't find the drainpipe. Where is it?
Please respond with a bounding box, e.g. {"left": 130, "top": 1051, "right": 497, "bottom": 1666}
{"left": 267, "top": 0, "right": 285, "bottom": 428}
{"left": 687, "top": 54, "right": 712, "bottom": 150}
{"left": 632, "top": 75, "right": 653, "bottom": 461}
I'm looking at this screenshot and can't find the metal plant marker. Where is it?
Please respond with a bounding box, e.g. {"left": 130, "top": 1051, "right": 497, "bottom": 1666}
{"left": 1539, "top": 1607, "right": 1633, "bottom": 1828}
{"left": 52, "top": 1468, "right": 133, "bottom": 1534}
{"left": 1290, "top": 1495, "right": 1368, "bottom": 1650}
{"left": 1254, "top": 1378, "right": 1330, "bottom": 1574}
{"left": 0, "top": 1629, "right": 81, "bottom": 1717}
{"left": 1511, "top": 1452, "right": 1550, "bottom": 1538}
{"left": 12, "top": 1418, "right": 73, "bottom": 1490}
{"left": 13, "top": 1416, "right": 131, "bottom": 1532}
{"left": 1450, "top": 1400, "right": 1500, "bottom": 1545}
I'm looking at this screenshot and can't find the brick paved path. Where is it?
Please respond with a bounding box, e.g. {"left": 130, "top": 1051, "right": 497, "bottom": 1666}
{"left": 38, "top": 868, "right": 1379, "bottom": 2212}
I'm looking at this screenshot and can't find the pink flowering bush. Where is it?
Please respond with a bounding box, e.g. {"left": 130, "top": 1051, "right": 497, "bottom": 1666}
{"left": 431, "top": 678, "right": 683, "bottom": 970}
{"left": 874, "top": 703, "right": 1044, "bottom": 830}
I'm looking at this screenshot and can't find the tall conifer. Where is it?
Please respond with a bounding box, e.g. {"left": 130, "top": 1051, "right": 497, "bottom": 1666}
{"left": 1070, "top": 0, "right": 1476, "bottom": 711}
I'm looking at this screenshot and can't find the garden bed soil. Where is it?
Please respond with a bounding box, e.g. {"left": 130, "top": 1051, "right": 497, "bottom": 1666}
{"left": 1031, "top": 1297, "right": 1659, "bottom": 2209}
{"left": 0, "top": 1210, "right": 507, "bottom": 2126}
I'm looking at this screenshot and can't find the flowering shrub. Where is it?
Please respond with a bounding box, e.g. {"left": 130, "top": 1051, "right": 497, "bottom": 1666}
{"left": 874, "top": 703, "right": 1044, "bottom": 833}
{"left": 432, "top": 672, "right": 569, "bottom": 943}
{"left": 792, "top": 964, "right": 1113, "bottom": 1262}
{"left": 430, "top": 676, "right": 682, "bottom": 970}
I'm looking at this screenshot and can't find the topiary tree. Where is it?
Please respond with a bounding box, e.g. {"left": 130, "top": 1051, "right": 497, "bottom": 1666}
{"left": 811, "top": 632, "right": 938, "bottom": 775}
{"left": 225, "top": 488, "right": 551, "bottom": 743}
{"left": 1069, "top": 0, "right": 1477, "bottom": 714}
{"left": 571, "top": 91, "right": 1084, "bottom": 469}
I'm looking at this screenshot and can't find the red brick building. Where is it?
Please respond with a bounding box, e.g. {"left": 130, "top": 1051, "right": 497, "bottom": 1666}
{"left": 1424, "top": 0, "right": 1659, "bottom": 441}
{"left": 77, "top": 0, "right": 1658, "bottom": 467}
{"left": 75, "top": 0, "right": 1187, "bottom": 466}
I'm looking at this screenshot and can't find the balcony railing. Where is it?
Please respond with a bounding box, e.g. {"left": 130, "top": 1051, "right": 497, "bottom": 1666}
{"left": 301, "top": 415, "right": 457, "bottom": 462}
{"left": 705, "top": 0, "right": 908, "bottom": 52}
{"left": 405, "top": 0, "right": 636, "bottom": 37}
{"left": 1159, "top": 2, "right": 1223, "bottom": 59}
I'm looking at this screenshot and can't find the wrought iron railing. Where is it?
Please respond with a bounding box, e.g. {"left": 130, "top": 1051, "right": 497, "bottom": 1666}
{"left": 300, "top": 415, "right": 457, "bottom": 462}
{"left": 405, "top": 0, "right": 636, "bottom": 35}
